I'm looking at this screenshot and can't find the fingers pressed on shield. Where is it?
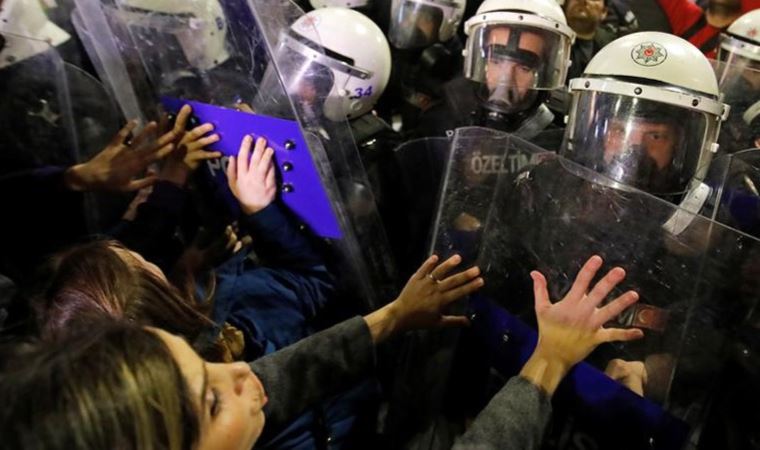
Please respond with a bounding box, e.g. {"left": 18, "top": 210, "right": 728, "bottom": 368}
{"left": 438, "top": 266, "right": 481, "bottom": 291}
{"left": 595, "top": 291, "right": 640, "bottom": 328}
{"left": 566, "top": 255, "right": 604, "bottom": 303}
{"left": 441, "top": 277, "right": 484, "bottom": 303}
{"left": 131, "top": 121, "right": 158, "bottom": 150}
{"left": 414, "top": 255, "right": 440, "bottom": 280}
{"left": 585, "top": 267, "right": 627, "bottom": 309}
{"left": 112, "top": 120, "right": 138, "bottom": 147}
{"left": 429, "top": 254, "right": 463, "bottom": 282}
{"left": 530, "top": 270, "right": 551, "bottom": 311}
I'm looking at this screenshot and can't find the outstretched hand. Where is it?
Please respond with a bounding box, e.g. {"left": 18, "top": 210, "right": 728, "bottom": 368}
{"left": 159, "top": 104, "right": 222, "bottom": 186}
{"left": 227, "top": 135, "right": 277, "bottom": 216}
{"left": 521, "top": 255, "right": 644, "bottom": 395}
{"left": 64, "top": 120, "right": 177, "bottom": 192}
{"left": 364, "top": 254, "right": 484, "bottom": 344}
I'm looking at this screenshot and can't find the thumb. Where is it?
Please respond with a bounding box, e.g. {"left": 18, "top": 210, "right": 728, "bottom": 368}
{"left": 124, "top": 176, "right": 158, "bottom": 192}
{"left": 438, "top": 315, "right": 471, "bottom": 328}
{"left": 596, "top": 327, "right": 644, "bottom": 344}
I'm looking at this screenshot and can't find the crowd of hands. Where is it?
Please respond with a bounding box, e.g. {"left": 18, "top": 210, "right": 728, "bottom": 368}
{"left": 65, "top": 104, "right": 646, "bottom": 397}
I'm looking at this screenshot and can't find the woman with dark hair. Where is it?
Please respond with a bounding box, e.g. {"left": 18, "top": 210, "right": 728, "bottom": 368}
{"left": 34, "top": 133, "right": 330, "bottom": 361}
{"left": 31, "top": 133, "right": 376, "bottom": 448}
{"left": 0, "top": 254, "right": 642, "bottom": 450}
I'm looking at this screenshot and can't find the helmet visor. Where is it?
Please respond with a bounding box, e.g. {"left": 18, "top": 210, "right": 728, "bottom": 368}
{"left": 713, "top": 58, "right": 760, "bottom": 152}
{"left": 562, "top": 91, "right": 714, "bottom": 196}
{"left": 388, "top": 0, "right": 453, "bottom": 49}
{"left": 464, "top": 20, "right": 572, "bottom": 92}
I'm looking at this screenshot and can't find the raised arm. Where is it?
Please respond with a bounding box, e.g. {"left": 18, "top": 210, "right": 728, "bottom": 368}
{"left": 454, "top": 255, "right": 643, "bottom": 450}
{"left": 227, "top": 135, "right": 324, "bottom": 269}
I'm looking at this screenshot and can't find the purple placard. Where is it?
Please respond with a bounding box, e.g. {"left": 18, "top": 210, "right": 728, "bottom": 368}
{"left": 161, "top": 97, "right": 342, "bottom": 239}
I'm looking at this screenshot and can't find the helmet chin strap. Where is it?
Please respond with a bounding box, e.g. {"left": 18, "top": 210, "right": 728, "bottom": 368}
{"left": 662, "top": 180, "right": 712, "bottom": 236}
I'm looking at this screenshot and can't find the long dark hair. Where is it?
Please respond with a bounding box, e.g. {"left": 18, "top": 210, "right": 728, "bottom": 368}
{"left": 32, "top": 240, "right": 225, "bottom": 360}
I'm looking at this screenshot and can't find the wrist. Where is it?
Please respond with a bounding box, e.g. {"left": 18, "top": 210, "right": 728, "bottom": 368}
{"left": 240, "top": 200, "right": 274, "bottom": 217}
{"left": 63, "top": 164, "right": 93, "bottom": 191}
{"left": 159, "top": 165, "right": 189, "bottom": 187}
{"left": 519, "top": 344, "right": 571, "bottom": 397}
{"left": 241, "top": 204, "right": 263, "bottom": 216}
{"left": 363, "top": 302, "right": 403, "bottom": 345}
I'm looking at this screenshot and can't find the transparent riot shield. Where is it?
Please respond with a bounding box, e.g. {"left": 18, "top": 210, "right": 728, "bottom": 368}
{"left": 705, "top": 149, "right": 760, "bottom": 239}
{"left": 1, "top": 35, "right": 80, "bottom": 172}
{"left": 690, "top": 149, "right": 760, "bottom": 449}
{"left": 713, "top": 59, "right": 760, "bottom": 154}
{"left": 0, "top": 34, "right": 123, "bottom": 279}
{"left": 71, "top": 6, "right": 156, "bottom": 124}
{"left": 249, "top": 0, "right": 398, "bottom": 307}
{"left": 385, "top": 127, "right": 553, "bottom": 448}
{"left": 428, "top": 127, "right": 552, "bottom": 264}
{"left": 73, "top": 0, "right": 398, "bottom": 309}
{"left": 391, "top": 136, "right": 451, "bottom": 277}
{"left": 389, "top": 126, "right": 760, "bottom": 449}
{"left": 470, "top": 134, "right": 760, "bottom": 449}
{"left": 0, "top": 32, "right": 121, "bottom": 174}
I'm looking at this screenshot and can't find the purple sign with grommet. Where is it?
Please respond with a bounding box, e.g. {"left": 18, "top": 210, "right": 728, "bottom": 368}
{"left": 161, "top": 97, "right": 342, "bottom": 239}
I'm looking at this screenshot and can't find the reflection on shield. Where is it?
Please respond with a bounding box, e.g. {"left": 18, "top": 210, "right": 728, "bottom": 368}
{"left": 390, "top": 136, "right": 451, "bottom": 276}
{"left": 706, "top": 149, "right": 760, "bottom": 238}
{"left": 390, "top": 127, "right": 760, "bottom": 449}
{"left": 713, "top": 58, "right": 760, "bottom": 154}
{"left": 0, "top": 37, "right": 79, "bottom": 172}
{"left": 0, "top": 34, "right": 123, "bottom": 230}
{"left": 73, "top": 0, "right": 398, "bottom": 309}
{"left": 388, "top": 0, "right": 464, "bottom": 50}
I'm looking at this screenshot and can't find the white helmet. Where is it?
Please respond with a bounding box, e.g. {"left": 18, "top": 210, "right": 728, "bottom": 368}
{"left": 462, "top": 0, "right": 575, "bottom": 113}
{"left": 563, "top": 32, "right": 730, "bottom": 198}
{"left": 281, "top": 7, "right": 391, "bottom": 121}
{"left": 310, "top": 0, "right": 372, "bottom": 9}
{"left": 112, "top": 0, "right": 230, "bottom": 71}
{"left": 0, "top": 0, "right": 70, "bottom": 69}
{"left": 388, "top": 0, "right": 466, "bottom": 50}
{"left": 719, "top": 9, "right": 760, "bottom": 63}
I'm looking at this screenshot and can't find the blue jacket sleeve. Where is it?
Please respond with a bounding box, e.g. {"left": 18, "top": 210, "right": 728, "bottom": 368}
{"left": 239, "top": 202, "right": 324, "bottom": 269}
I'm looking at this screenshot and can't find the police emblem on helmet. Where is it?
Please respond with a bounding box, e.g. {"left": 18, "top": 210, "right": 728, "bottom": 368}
{"left": 631, "top": 42, "right": 667, "bottom": 67}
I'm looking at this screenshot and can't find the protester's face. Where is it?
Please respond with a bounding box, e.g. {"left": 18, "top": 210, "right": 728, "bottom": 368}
{"left": 154, "top": 329, "right": 268, "bottom": 450}
{"left": 564, "top": 0, "right": 607, "bottom": 28}
{"left": 604, "top": 118, "right": 678, "bottom": 170}
{"left": 484, "top": 27, "right": 544, "bottom": 99}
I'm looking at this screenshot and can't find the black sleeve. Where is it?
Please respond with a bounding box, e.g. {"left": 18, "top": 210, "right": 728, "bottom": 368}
{"left": 0, "top": 166, "right": 87, "bottom": 282}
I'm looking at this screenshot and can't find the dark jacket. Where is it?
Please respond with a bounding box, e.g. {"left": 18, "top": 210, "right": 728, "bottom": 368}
{"left": 210, "top": 202, "right": 334, "bottom": 360}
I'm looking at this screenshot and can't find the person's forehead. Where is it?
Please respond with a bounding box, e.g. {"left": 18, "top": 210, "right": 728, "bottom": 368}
{"left": 488, "top": 27, "right": 545, "bottom": 46}
{"left": 633, "top": 120, "right": 675, "bottom": 130}
{"left": 153, "top": 329, "right": 205, "bottom": 390}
